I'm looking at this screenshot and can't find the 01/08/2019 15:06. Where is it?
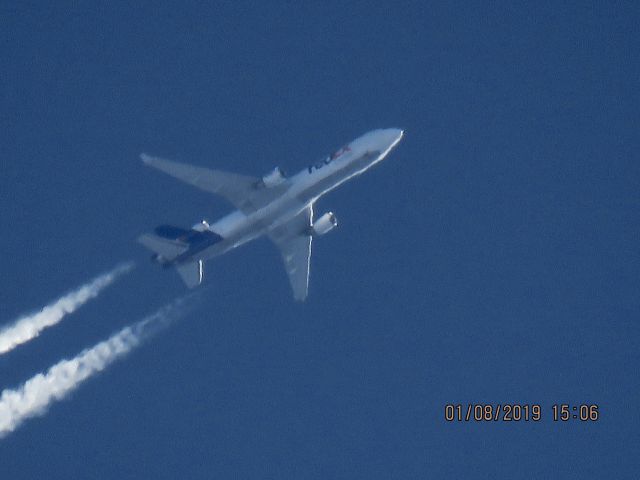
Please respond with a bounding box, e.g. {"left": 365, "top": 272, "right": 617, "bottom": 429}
{"left": 444, "top": 404, "right": 600, "bottom": 422}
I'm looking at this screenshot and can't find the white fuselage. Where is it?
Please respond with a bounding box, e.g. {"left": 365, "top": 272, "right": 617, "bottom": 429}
{"left": 197, "top": 128, "right": 404, "bottom": 261}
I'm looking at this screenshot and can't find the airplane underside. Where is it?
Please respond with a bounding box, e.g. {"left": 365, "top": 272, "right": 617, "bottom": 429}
{"left": 138, "top": 128, "right": 404, "bottom": 300}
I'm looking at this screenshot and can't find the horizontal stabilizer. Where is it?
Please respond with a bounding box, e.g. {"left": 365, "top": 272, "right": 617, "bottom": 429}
{"left": 176, "top": 260, "right": 203, "bottom": 288}
{"left": 153, "top": 225, "right": 223, "bottom": 248}
{"left": 138, "top": 233, "right": 187, "bottom": 262}
{"left": 155, "top": 225, "right": 191, "bottom": 239}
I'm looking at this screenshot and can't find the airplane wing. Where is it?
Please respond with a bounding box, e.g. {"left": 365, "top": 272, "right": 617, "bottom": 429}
{"left": 268, "top": 205, "right": 313, "bottom": 301}
{"left": 140, "top": 154, "right": 288, "bottom": 213}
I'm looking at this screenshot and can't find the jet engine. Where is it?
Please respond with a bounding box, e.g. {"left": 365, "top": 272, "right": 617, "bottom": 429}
{"left": 261, "top": 167, "right": 286, "bottom": 188}
{"left": 191, "top": 220, "right": 211, "bottom": 232}
{"left": 311, "top": 212, "right": 338, "bottom": 236}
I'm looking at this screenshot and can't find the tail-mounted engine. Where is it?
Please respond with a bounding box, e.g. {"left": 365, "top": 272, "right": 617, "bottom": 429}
{"left": 191, "top": 220, "right": 211, "bottom": 232}
{"left": 310, "top": 212, "right": 338, "bottom": 236}
{"left": 260, "top": 167, "right": 286, "bottom": 188}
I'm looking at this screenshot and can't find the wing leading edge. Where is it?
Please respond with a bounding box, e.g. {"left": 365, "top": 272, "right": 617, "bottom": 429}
{"left": 140, "top": 154, "right": 288, "bottom": 213}
{"left": 268, "top": 205, "right": 314, "bottom": 301}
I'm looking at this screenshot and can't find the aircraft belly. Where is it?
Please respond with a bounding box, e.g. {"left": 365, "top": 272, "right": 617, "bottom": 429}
{"left": 199, "top": 201, "right": 304, "bottom": 262}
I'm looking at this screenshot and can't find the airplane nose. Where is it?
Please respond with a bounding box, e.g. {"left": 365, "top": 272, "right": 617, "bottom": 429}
{"left": 354, "top": 128, "right": 404, "bottom": 153}
{"left": 384, "top": 128, "right": 404, "bottom": 148}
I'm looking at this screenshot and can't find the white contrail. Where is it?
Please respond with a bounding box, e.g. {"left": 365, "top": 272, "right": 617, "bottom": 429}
{"left": 0, "top": 263, "right": 134, "bottom": 355}
{"left": 0, "top": 296, "right": 192, "bottom": 438}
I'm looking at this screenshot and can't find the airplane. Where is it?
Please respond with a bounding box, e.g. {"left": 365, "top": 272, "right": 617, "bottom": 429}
{"left": 138, "top": 128, "right": 404, "bottom": 300}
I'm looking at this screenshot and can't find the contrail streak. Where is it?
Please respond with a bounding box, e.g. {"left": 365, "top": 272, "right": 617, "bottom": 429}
{"left": 0, "top": 263, "right": 133, "bottom": 355}
{"left": 0, "top": 296, "right": 192, "bottom": 438}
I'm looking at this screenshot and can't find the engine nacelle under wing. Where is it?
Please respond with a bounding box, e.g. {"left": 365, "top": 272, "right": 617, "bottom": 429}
{"left": 261, "top": 167, "right": 286, "bottom": 188}
{"left": 311, "top": 212, "right": 338, "bottom": 236}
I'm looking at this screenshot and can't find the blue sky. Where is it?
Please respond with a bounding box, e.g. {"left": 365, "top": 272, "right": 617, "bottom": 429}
{"left": 1, "top": 2, "right": 638, "bottom": 478}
